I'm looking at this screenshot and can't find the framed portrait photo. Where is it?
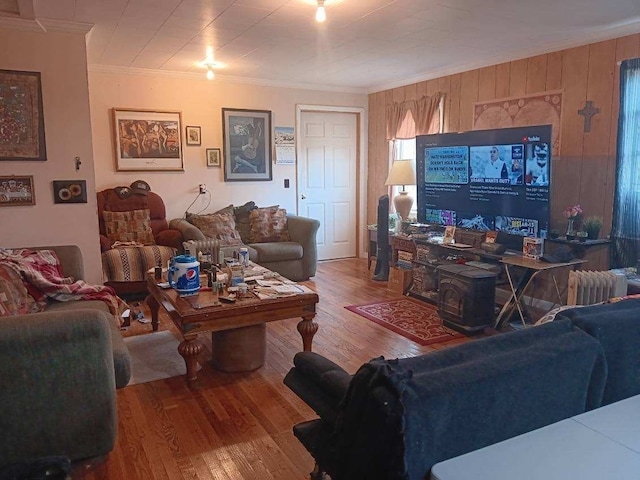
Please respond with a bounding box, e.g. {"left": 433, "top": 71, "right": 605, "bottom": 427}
{"left": 0, "top": 175, "right": 35, "bottom": 206}
{"left": 222, "top": 108, "right": 272, "bottom": 182}
{"left": 0, "top": 70, "right": 47, "bottom": 161}
{"left": 186, "top": 125, "right": 201, "bottom": 146}
{"left": 112, "top": 108, "right": 184, "bottom": 171}
{"left": 206, "top": 148, "right": 221, "bottom": 167}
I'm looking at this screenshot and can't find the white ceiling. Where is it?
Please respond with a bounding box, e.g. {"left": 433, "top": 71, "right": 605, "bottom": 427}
{"left": 2, "top": 0, "right": 640, "bottom": 93}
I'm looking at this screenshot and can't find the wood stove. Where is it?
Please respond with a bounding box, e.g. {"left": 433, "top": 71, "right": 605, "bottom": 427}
{"left": 438, "top": 264, "right": 497, "bottom": 334}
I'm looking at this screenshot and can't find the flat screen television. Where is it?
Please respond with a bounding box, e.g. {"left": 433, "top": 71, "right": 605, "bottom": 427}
{"left": 416, "top": 124, "right": 552, "bottom": 239}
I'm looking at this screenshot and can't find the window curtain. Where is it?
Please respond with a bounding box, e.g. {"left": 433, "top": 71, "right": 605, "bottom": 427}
{"left": 385, "top": 93, "right": 444, "bottom": 219}
{"left": 611, "top": 58, "right": 640, "bottom": 268}
{"left": 386, "top": 93, "right": 444, "bottom": 141}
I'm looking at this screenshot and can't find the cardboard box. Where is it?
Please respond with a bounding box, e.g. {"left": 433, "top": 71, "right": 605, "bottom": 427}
{"left": 388, "top": 267, "right": 413, "bottom": 294}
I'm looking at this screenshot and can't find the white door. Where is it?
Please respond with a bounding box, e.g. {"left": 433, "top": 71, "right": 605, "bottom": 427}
{"left": 298, "top": 111, "right": 358, "bottom": 260}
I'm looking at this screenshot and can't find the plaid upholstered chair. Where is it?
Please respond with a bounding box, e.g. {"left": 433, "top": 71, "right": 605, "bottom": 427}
{"left": 97, "top": 181, "right": 183, "bottom": 299}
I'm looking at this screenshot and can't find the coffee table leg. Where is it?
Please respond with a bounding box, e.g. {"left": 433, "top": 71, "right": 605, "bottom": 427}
{"left": 146, "top": 294, "right": 160, "bottom": 332}
{"left": 297, "top": 314, "right": 318, "bottom": 351}
{"left": 178, "top": 334, "right": 203, "bottom": 381}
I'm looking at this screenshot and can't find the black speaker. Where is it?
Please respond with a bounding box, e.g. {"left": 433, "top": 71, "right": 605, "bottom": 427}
{"left": 373, "top": 195, "right": 390, "bottom": 281}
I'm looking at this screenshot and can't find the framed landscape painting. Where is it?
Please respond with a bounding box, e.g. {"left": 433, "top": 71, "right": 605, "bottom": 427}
{"left": 222, "top": 108, "right": 272, "bottom": 181}
{"left": 0, "top": 70, "right": 47, "bottom": 161}
{"left": 112, "top": 108, "right": 184, "bottom": 171}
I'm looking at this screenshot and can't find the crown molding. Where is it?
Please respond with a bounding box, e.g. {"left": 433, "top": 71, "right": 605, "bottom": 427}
{"left": 0, "top": 15, "right": 43, "bottom": 32}
{"left": 368, "top": 20, "right": 640, "bottom": 94}
{"left": 37, "top": 18, "right": 93, "bottom": 34}
{"left": 88, "top": 64, "right": 368, "bottom": 95}
{"left": 0, "top": 16, "right": 92, "bottom": 34}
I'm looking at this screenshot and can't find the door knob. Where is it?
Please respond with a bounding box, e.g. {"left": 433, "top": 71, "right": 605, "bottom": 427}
{"left": 301, "top": 194, "right": 306, "bottom": 199}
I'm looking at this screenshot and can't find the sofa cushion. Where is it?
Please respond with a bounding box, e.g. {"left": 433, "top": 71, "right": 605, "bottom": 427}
{"left": 233, "top": 201, "right": 258, "bottom": 243}
{"left": 103, "top": 209, "right": 156, "bottom": 245}
{"left": 0, "top": 265, "right": 45, "bottom": 316}
{"left": 188, "top": 212, "right": 243, "bottom": 246}
{"left": 249, "top": 206, "right": 291, "bottom": 243}
{"left": 249, "top": 242, "right": 303, "bottom": 263}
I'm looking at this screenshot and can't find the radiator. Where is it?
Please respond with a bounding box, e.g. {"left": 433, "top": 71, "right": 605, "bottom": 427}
{"left": 567, "top": 270, "right": 628, "bottom": 306}
{"left": 182, "top": 239, "right": 220, "bottom": 263}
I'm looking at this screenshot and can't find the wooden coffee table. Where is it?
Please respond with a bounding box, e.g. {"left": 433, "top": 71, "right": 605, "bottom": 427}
{"left": 145, "top": 273, "right": 319, "bottom": 381}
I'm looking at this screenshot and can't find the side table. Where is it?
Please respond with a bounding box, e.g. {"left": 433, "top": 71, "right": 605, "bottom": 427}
{"left": 495, "top": 256, "right": 587, "bottom": 329}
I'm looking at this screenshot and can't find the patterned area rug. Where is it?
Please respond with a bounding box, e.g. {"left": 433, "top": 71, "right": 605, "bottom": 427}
{"left": 345, "top": 298, "right": 463, "bottom": 346}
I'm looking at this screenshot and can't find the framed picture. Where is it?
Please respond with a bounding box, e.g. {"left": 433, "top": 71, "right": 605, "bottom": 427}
{"left": 0, "top": 70, "right": 47, "bottom": 161}
{"left": 112, "top": 108, "right": 184, "bottom": 171}
{"left": 186, "top": 125, "right": 201, "bottom": 146}
{"left": 206, "top": 148, "right": 221, "bottom": 167}
{"left": 222, "top": 108, "right": 272, "bottom": 181}
{"left": 53, "top": 180, "right": 87, "bottom": 204}
{"left": 0, "top": 175, "right": 35, "bottom": 206}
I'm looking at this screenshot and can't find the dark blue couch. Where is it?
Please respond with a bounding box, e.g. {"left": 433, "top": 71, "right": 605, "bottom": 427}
{"left": 284, "top": 319, "right": 608, "bottom": 480}
{"left": 556, "top": 298, "right": 640, "bottom": 406}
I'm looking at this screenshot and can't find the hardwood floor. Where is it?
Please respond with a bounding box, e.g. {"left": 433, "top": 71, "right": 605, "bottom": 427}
{"left": 72, "top": 258, "right": 471, "bottom": 480}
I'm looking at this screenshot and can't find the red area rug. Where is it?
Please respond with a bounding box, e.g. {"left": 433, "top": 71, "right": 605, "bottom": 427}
{"left": 345, "top": 298, "right": 463, "bottom": 346}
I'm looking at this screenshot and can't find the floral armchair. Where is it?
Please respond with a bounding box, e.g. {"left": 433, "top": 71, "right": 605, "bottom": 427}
{"left": 97, "top": 182, "right": 182, "bottom": 298}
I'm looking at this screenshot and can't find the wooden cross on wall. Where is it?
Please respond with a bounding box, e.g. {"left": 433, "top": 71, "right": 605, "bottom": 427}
{"left": 578, "top": 100, "right": 600, "bottom": 132}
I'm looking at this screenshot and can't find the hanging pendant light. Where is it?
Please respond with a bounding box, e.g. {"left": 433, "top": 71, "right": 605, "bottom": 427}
{"left": 315, "top": 0, "right": 326, "bottom": 23}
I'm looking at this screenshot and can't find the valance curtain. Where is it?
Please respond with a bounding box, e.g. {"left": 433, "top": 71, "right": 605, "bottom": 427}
{"left": 386, "top": 93, "right": 444, "bottom": 141}
{"left": 611, "top": 58, "right": 640, "bottom": 268}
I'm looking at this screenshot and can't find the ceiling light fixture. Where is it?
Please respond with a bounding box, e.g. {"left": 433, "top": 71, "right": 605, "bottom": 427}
{"left": 198, "top": 47, "right": 223, "bottom": 80}
{"left": 315, "top": 0, "right": 326, "bottom": 23}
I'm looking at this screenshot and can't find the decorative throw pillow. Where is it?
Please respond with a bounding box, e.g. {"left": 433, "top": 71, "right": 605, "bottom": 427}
{"left": 188, "top": 212, "right": 243, "bottom": 246}
{"left": 187, "top": 204, "right": 233, "bottom": 226}
{"left": 249, "top": 206, "right": 291, "bottom": 243}
{"left": 233, "top": 201, "right": 258, "bottom": 244}
{"left": 103, "top": 209, "right": 156, "bottom": 245}
{"left": 0, "top": 264, "right": 45, "bottom": 317}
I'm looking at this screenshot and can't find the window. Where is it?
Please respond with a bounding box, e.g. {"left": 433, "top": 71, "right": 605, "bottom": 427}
{"left": 391, "top": 139, "right": 417, "bottom": 219}
{"left": 612, "top": 58, "right": 640, "bottom": 268}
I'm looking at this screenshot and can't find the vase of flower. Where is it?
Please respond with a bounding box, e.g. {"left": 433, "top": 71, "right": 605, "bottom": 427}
{"left": 566, "top": 219, "right": 575, "bottom": 238}
{"left": 563, "top": 204, "right": 582, "bottom": 240}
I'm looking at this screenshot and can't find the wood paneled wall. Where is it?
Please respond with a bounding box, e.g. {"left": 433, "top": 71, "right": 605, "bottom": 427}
{"left": 368, "top": 33, "right": 640, "bottom": 234}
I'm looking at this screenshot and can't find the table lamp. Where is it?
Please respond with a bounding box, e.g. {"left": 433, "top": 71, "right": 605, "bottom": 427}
{"left": 385, "top": 159, "right": 416, "bottom": 221}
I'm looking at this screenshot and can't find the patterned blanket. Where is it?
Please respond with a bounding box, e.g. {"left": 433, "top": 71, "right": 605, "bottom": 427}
{"left": 0, "top": 248, "right": 126, "bottom": 319}
{"left": 101, "top": 245, "right": 175, "bottom": 282}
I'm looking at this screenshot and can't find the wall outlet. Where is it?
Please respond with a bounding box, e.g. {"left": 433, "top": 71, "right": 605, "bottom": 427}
{"left": 199, "top": 184, "right": 207, "bottom": 194}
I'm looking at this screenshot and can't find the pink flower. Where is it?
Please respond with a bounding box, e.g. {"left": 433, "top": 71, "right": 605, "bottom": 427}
{"left": 563, "top": 204, "right": 583, "bottom": 219}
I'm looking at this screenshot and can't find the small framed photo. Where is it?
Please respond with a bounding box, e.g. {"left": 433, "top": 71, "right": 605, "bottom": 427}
{"left": 206, "top": 148, "right": 221, "bottom": 167}
{"left": 53, "top": 180, "right": 87, "bottom": 204}
{"left": 0, "top": 175, "right": 35, "bottom": 206}
{"left": 186, "top": 126, "right": 201, "bottom": 146}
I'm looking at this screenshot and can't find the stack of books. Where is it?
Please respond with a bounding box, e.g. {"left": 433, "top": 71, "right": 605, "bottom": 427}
{"left": 396, "top": 250, "right": 414, "bottom": 270}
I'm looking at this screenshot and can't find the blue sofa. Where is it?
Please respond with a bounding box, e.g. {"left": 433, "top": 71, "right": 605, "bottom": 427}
{"left": 556, "top": 298, "right": 640, "bottom": 406}
{"left": 284, "top": 319, "right": 608, "bottom": 480}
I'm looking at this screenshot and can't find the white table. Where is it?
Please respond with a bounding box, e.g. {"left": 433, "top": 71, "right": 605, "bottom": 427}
{"left": 431, "top": 395, "right": 640, "bottom": 480}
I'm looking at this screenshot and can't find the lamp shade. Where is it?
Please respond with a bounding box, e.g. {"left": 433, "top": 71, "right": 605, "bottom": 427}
{"left": 385, "top": 159, "right": 416, "bottom": 187}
